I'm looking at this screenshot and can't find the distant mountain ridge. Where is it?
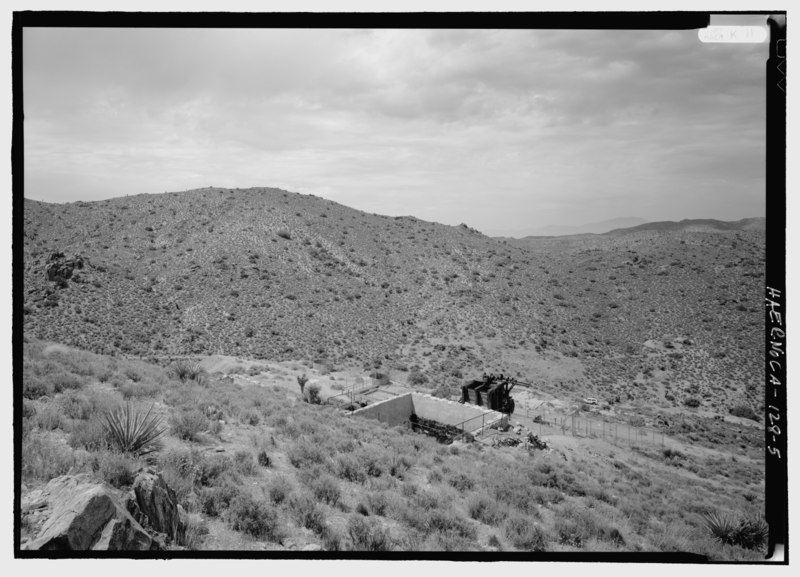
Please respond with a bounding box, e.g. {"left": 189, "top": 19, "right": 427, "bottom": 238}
{"left": 501, "top": 217, "right": 648, "bottom": 238}
{"left": 604, "top": 217, "right": 766, "bottom": 236}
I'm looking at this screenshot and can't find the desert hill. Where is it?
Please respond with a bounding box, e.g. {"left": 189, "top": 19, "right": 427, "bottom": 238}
{"left": 22, "top": 187, "right": 765, "bottom": 415}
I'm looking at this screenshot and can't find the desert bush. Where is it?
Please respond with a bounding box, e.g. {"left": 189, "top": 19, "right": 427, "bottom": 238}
{"left": 467, "top": 494, "right": 505, "bottom": 526}
{"left": 225, "top": 493, "right": 282, "bottom": 540}
{"left": 233, "top": 450, "right": 257, "bottom": 476}
{"left": 730, "top": 404, "right": 759, "bottom": 421}
{"left": 181, "top": 512, "right": 209, "bottom": 550}
{"left": 239, "top": 408, "right": 261, "bottom": 426}
{"left": 504, "top": 515, "right": 548, "bottom": 551}
{"left": 268, "top": 475, "right": 293, "bottom": 504}
{"left": 347, "top": 515, "right": 393, "bottom": 551}
{"left": 69, "top": 417, "right": 109, "bottom": 451}
{"left": 120, "top": 380, "right": 160, "bottom": 400}
{"left": 335, "top": 453, "right": 366, "bottom": 483}
{"left": 23, "top": 433, "right": 89, "bottom": 482}
{"left": 311, "top": 474, "right": 341, "bottom": 506}
{"left": 35, "top": 403, "right": 66, "bottom": 431}
{"left": 288, "top": 438, "right": 329, "bottom": 469}
{"left": 447, "top": 472, "right": 475, "bottom": 492}
{"left": 169, "top": 409, "right": 208, "bottom": 441}
{"left": 59, "top": 390, "right": 94, "bottom": 420}
{"left": 103, "top": 403, "right": 166, "bottom": 456}
{"left": 92, "top": 450, "right": 142, "bottom": 489}
{"left": 289, "top": 494, "right": 327, "bottom": 535}
{"left": 200, "top": 478, "right": 241, "bottom": 518}
{"left": 23, "top": 375, "right": 52, "bottom": 399}
{"left": 305, "top": 383, "right": 322, "bottom": 404}
{"left": 321, "top": 525, "right": 344, "bottom": 551}
{"left": 49, "top": 371, "right": 84, "bottom": 393}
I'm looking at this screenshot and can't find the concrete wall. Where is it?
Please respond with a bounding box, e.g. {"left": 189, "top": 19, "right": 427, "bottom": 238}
{"left": 351, "top": 391, "right": 506, "bottom": 434}
{"left": 350, "top": 393, "right": 414, "bottom": 427}
{"left": 410, "top": 393, "right": 487, "bottom": 427}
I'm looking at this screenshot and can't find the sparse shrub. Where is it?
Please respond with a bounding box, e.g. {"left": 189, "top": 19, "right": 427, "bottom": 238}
{"left": 505, "top": 516, "right": 547, "bottom": 550}
{"left": 336, "top": 454, "right": 366, "bottom": 483}
{"left": 22, "top": 433, "right": 89, "bottom": 482}
{"left": 93, "top": 450, "right": 141, "bottom": 488}
{"left": 225, "top": 493, "right": 282, "bottom": 540}
{"left": 268, "top": 475, "right": 292, "bottom": 504}
{"left": 69, "top": 417, "right": 109, "bottom": 451}
{"left": 347, "top": 515, "right": 393, "bottom": 551}
{"left": 289, "top": 494, "right": 327, "bottom": 535}
{"left": 233, "top": 450, "right": 257, "bottom": 476}
{"left": 321, "top": 525, "right": 344, "bottom": 551}
{"left": 305, "top": 384, "right": 322, "bottom": 405}
{"left": 23, "top": 376, "right": 52, "bottom": 399}
{"left": 49, "top": 371, "right": 84, "bottom": 393}
{"left": 200, "top": 478, "right": 241, "bottom": 518}
{"left": 467, "top": 494, "right": 505, "bottom": 526}
{"left": 730, "top": 404, "right": 759, "bottom": 421}
{"left": 103, "top": 403, "right": 166, "bottom": 456}
{"left": 120, "top": 380, "right": 160, "bottom": 400}
{"left": 59, "top": 390, "right": 93, "bottom": 420}
{"left": 169, "top": 409, "right": 208, "bottom": 441}
{"left": 35, "top": 404, "right": 66, "bottom": 431}
{"left": 240, "top": 408, "right": 260, "bottom": 425}
{"left": 181, "top": 513, "right": 209, "bottom": 550}
{"left": 448, "top": 472, "right": 475, "bottom": 492}
{"left": 311, "top": 474, "right": 341, "bottom": 506}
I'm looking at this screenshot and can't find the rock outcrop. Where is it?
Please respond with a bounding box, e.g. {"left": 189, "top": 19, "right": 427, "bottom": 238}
{"left": 22, "top": 474, "right": 153, "bottom": 551}
{"left": 45, "top": 252, "right": 85, "bottom": 284}
{"left": 22, "top": 469, "right": 186, "bottom": 551}
{"left": 130, "top": 468, "right": 186, "bottom": 544}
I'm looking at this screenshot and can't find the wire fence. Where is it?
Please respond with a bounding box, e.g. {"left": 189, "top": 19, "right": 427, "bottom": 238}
{"left": 512, "top": 407, "right": 666, "bottom": 447}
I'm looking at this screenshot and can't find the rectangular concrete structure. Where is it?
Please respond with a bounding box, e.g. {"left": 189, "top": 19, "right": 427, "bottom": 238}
{"left": 351, "top": 392, "right": 507, "bottom": 434}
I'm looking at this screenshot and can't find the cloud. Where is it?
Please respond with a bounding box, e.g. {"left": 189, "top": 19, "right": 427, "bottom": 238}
{"left": 23, "top": 27, "right": 767, "bottom": 233}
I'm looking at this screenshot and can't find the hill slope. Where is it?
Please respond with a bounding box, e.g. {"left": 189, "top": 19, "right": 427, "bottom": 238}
{"left": 23, "top": 187, "right": 765, "bottom": 414}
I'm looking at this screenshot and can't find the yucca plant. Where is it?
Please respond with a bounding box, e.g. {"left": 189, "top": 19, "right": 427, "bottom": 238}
{"left": 169, "top": 359, "right": 206, "bottom": 383}
{"left": 703, "top": 511, "right": 768, "bottom": 549}
{"left": 733, "top": 516, "right": 769, "bottom": 549}
{"left": 703, "top": 511, "right": 738, "bottom": 545}
{"left": 102, "top": 403, "right": 167, "bottom": 456}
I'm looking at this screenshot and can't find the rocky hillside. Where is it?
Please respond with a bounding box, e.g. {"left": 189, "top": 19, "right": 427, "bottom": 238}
{"left": 22, "top": 187, "right": 765, "bottom": 414}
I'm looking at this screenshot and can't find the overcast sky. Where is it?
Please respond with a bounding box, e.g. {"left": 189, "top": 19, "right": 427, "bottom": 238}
{"left": 23, "top": 25, "right": 767, "bottom": 236}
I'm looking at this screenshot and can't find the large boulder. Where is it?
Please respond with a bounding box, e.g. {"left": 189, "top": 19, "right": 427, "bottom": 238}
{"left": 130, "top": 468, "right": 186, "bottom": 544}
{"left": 23, "top": 474, "right": 153, "bottom": 551}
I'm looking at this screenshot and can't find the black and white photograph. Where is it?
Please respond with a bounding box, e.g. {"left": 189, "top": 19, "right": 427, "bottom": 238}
{"left": 13, "top": 8, "right": 787, "bottom": 563}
